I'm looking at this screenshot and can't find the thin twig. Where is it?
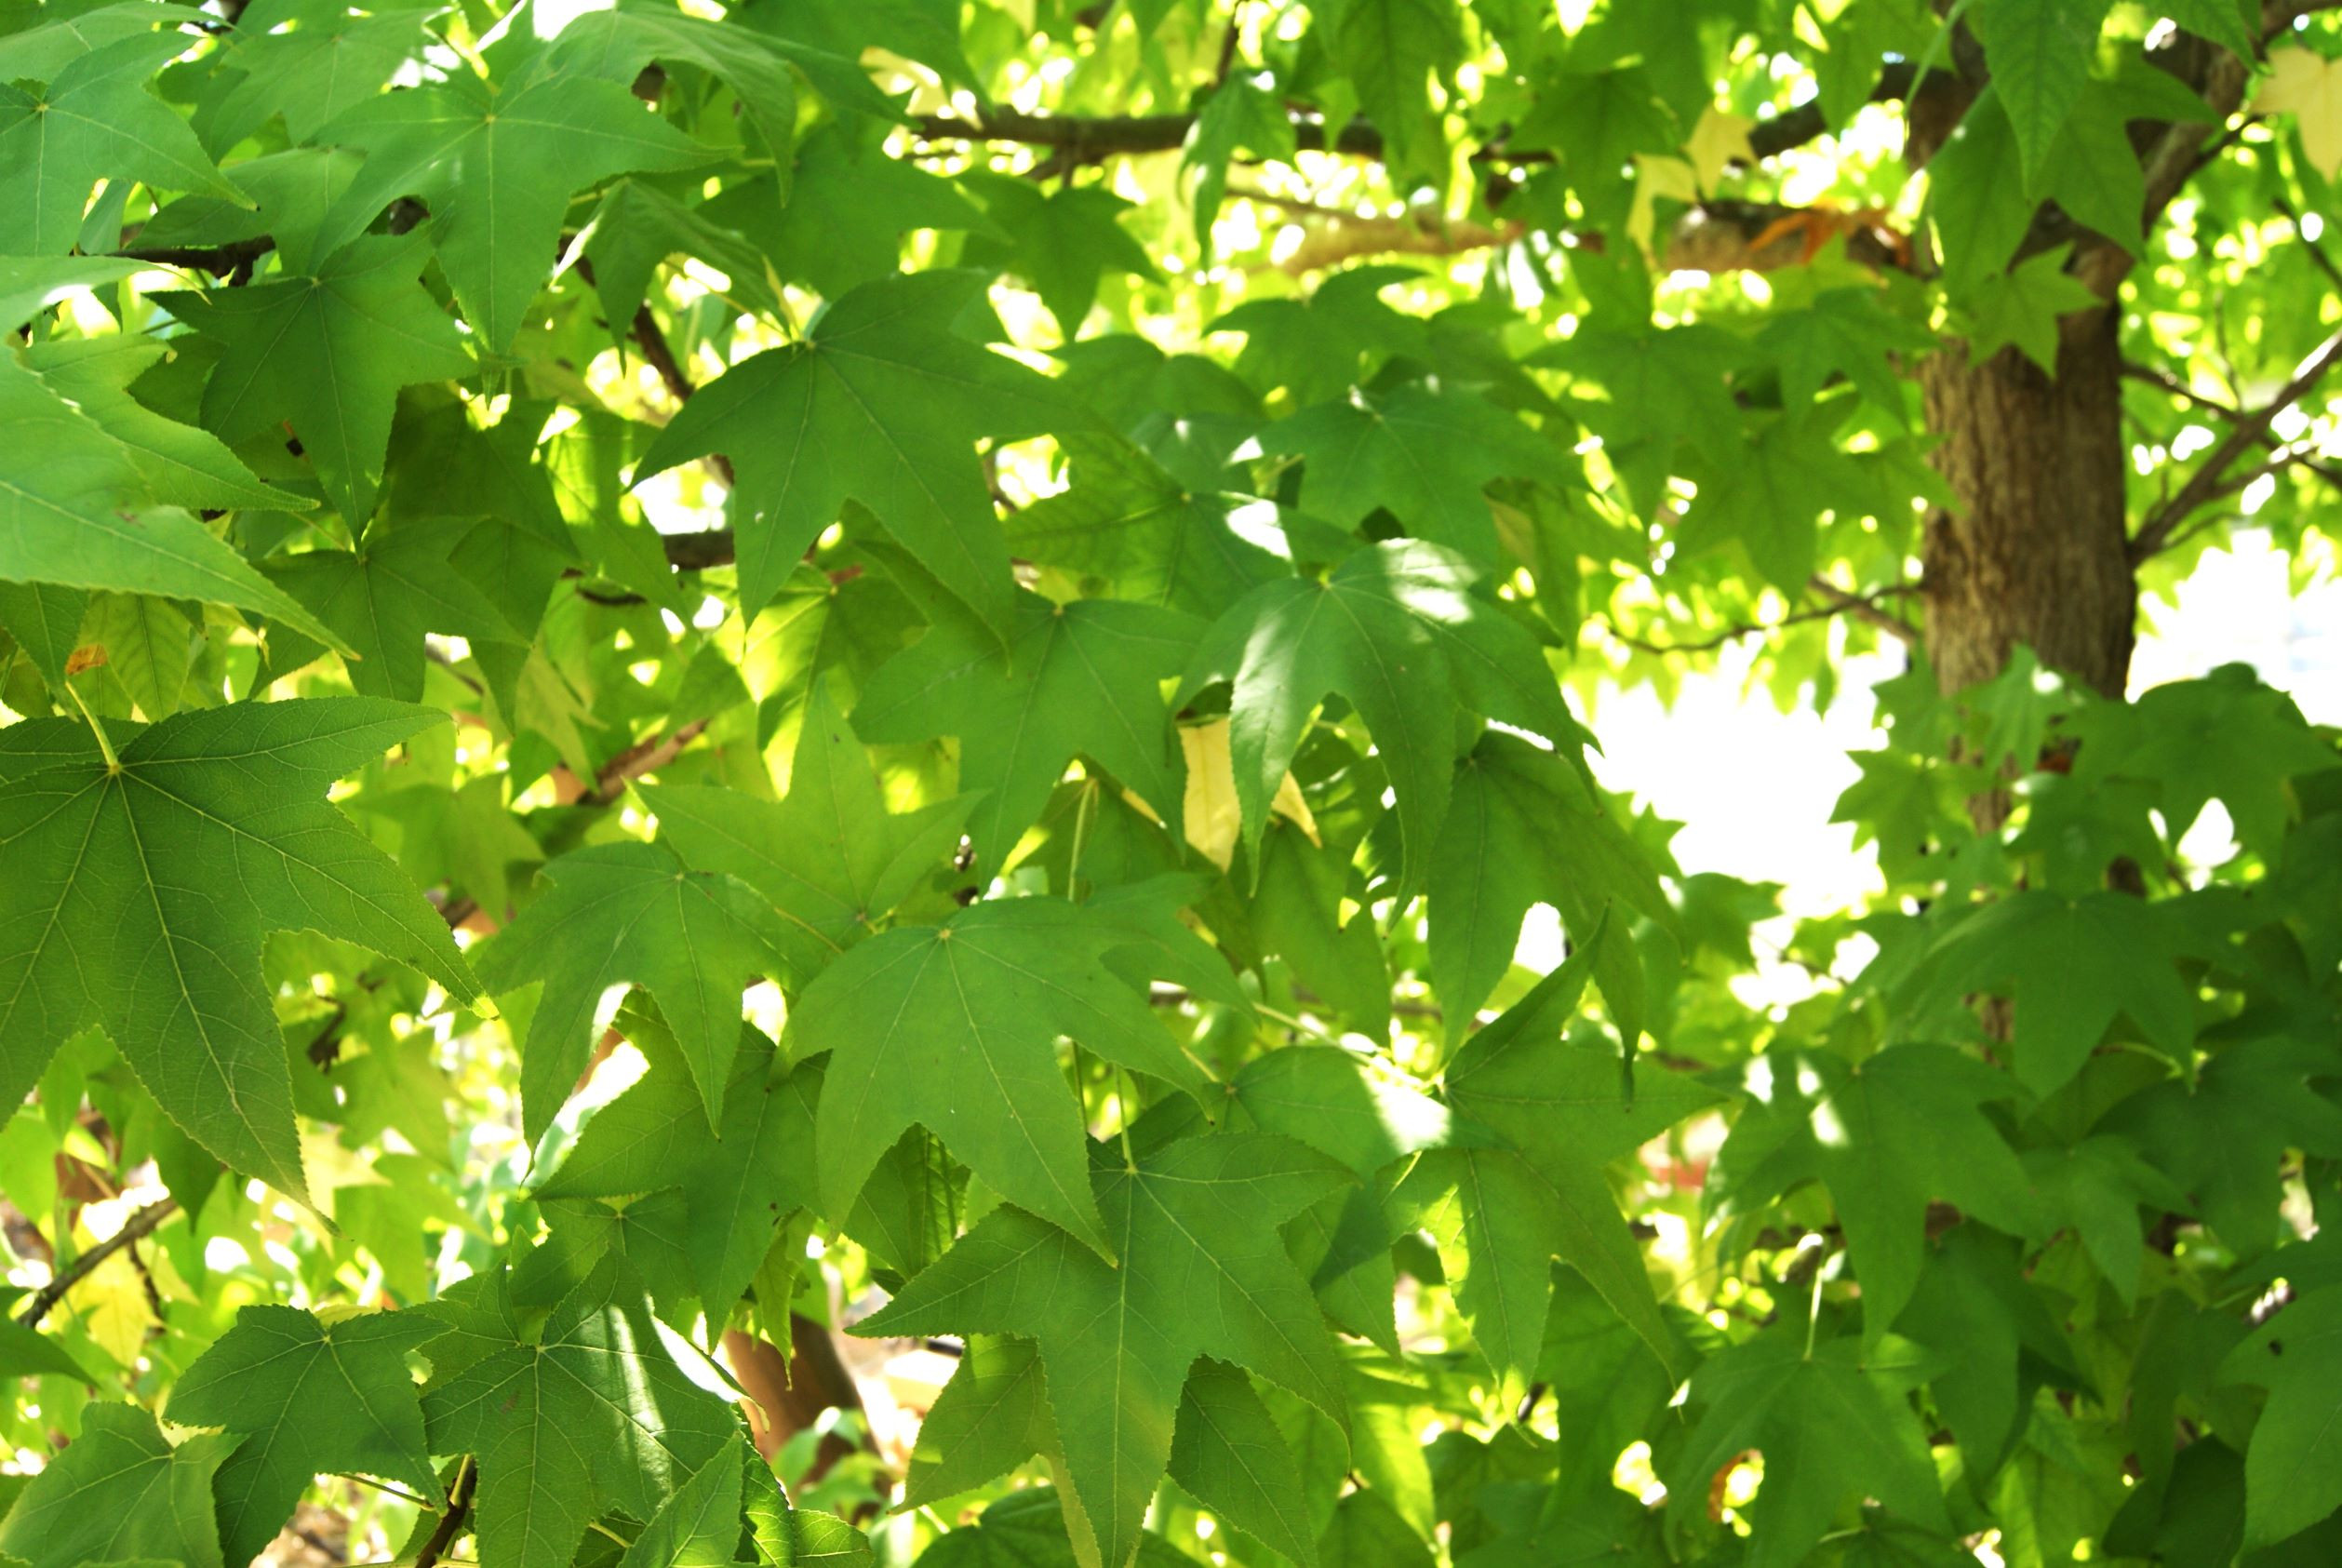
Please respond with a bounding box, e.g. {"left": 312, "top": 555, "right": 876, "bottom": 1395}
{"left": 16, "top": 1198, "right": 178, "bottom": 1327}
{"left": 2132, "top": 326, "right": 2342, "bottom": 559}
{"left": 413, "top": 1455, "right": 475, "bottom": 1568}
{"left": 336, "top": 1473, "right": 439, "bottom": 1511}
{"left": 1605, "top": 580, "right": 1920, "bottom": 656}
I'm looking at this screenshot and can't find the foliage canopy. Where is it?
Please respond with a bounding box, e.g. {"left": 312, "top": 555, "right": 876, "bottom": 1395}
{"left": 0, "top": 1, "right": 2339, "bottom": 1566}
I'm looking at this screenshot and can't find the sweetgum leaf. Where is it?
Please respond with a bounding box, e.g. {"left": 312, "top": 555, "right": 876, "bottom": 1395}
{"left": 0, "top": 350, "right": 342, "bottom": 649}
{"left": 421, "top": 1258, "right": 740, "bottom": 1568}
{"left": 311, "top": 72, "right": 714, "bottom": 351}
{"left": 0, "top": 34, "right": 248, "bottom": 254}
{"left": 856, "top": 1132, "right": 1352, "bottom": 1568}
{"left": 0, "top": 698, "right": 475, "bottom": 1200}
{"left": 537, "top": 1010, "right": 821, "bottom": 1322}
{"left": 855, "top": 587, "right": 1198, "bottom": 868}
{"left": 472, "top": 839, "right": 799, "bottom": 1142}
{"left": 789, "top": 895, "right": 1215, "bottom": 1258}
{"left": 169, "top": 1305, "right": 448, "bottom": 1566}
{"left": 634, "top": 269, "right": 1081, "bottom": 629}
{"left": 1177, "top": 540, "right": 1579, "bottom": 893}
{"left": 0, "top": 1403, "right": 237, "bottom": 1568}
{"left": 642, "top": 682, "right": 975, "bottom": 979}
{"left": 1666, "top": 1330, "right": 1951, "bottom": 1568}
{"left": 261, "top": 515, "right": 523, "bottom": 701}
{"left": 159, "top": 235, "right": 476, "bottom": 526}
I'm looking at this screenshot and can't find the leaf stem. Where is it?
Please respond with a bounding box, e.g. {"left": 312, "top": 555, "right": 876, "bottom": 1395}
{"left": 336, "top": 1473, "right": 438, "bottom": 1511}
{"left": 63, "top": 680, "right": 121, "bottom": 772}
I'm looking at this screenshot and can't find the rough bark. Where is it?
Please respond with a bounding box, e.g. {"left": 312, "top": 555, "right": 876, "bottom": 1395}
{"left": 1919, "top": 308, "right": 2137, "bottom": 703}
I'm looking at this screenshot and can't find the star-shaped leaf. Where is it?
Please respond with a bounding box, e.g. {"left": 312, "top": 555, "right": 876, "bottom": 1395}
{"left": 1758, "top": 285, "right": 1936, "bottom": 417}
{"left": 1902, "top": 891, "right": 2194, "bottom": 1095}
{"left": 1394, "top": 946, "right": 1686, "bottom": 1400}
{"left": 855, "top": 1132, "right": 1353, "bottom": 1568}
{"left": 855, "top": 586, "right": 1199, "bottom": 867}
{"left": 169, "top": 1305, "right": 449, "bottom": 1567}
{"left": 2222, "top": 1285, "right": 2342, "bottom": 1549}
{"left": 959, "top": 173, "right": 1159, "bottom": 336}
{"left": 0, "top": 350, "right": 342, "bottom": 649}
{"left": 537, "top": 1009, "right": 821, "bottom": 1322}
{"left": 1208, "top": 265, "right": 1429, "bottom": 406}
{"left": 1428, "top": 730, "right": 1672, "bottom": 1048}
{"left": 0, "top": 33, "right": 248, "bottom": 254}
{"left": 0, "top": 698, "right": 476, "bottom": 1201}
{"left": 421, "top": 1257, "right": 740, "bottom": 1568}
{"left": 209, "top": 0, "right": 432, "bottom": 144}
{"left": 1711, "top": 1045, "right": 2045, "bottom": 1343}
{"left": 160, "top": 234, "right": 475, "bottom": 525}
{"left": 471, "top": 839, "right": 799, "bottom": 1144}
{"left": 1176, "top": 540, "right": 1580, "bottom": 893}
{"left": 1969, "top": 0, "right": 2106, "bottom": 184}
{"left": 311, "top": 72, "right": 713, "bottom": 350}
{"left": 1675, "top": 403, "right": 1874, "bottom": 595}
{"left": 263, "top": 515, "right": 522, "bottom": 700}
{"left": 0, "top": 1402, "right": 237, "bottom": 1568}
{"left": 1664, "top": 1330, "right": 1951, "bottom": 1568}
{"left": 1962, "top": 244, "right": 2103, "bottom": 374}
{"left": 1004, "top": 435, "right": 1291, "bottom": 618}
{"left": 640, "top": 683, "right": 974, "bottom": 980}
{"left": 1254, "top": 382, "right": 1577, "bottom": 565}
{"left": 633, "top": 269, "right": 1080, "bottom": 628}
{"left": 788, "top": 896, "right": 1215, "bottom": 1259}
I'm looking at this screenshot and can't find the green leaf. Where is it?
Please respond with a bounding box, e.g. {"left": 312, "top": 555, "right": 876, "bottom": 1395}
{"left": 617, "top": 1436, "right": 750, "bottom": 1568}
{"left": 312, "top": 73, "right": 713, "bottom": 351}
{"left": 642, "top": 683, "right": 974, "bottom": 977}
{"left": 857, "top": 1132, "right": 1352, "bottom": 1568}
{"left": 1904, "top": 891, "right": 2193, "bottom": 1094}
{"left": 472, "top": 839, "right": 798, "bottom": 1143}
{"left": 0, "top": 1319, "right": 96, "bottom": 1384}
{"left": 2164, "top": 0, "right": 2255, "bottom": 57}
{"left": 0, "top": 1403, "right": 237, "bottom": 1568}
{"left": 1676, "top": 403, "right": 1874, "bottom": 595}
{"left": 788, "top": 896, "right": 1214, "bottom": 1259}
{"left": 262, "top": 515, "right": 521, "bottom": 700}
{"left": 0, "top": 34, "right": 248, "bottom": 254}
{"left": 1389, "top": 936, "right": 1688, "bottom": 1393}
{"left": 1963, "top": 245, "right": 2103, "bottom": 374}
{"left": 1428, "top": 730, "right": 1671, "bottom": 1048}
{"left": 1208, "top": 266, "right": 1429, "bottom": 407}
{"left": 0, "top": 351, "right": 343, "bottom": 649}
{"left": 209, "top": 0, "right": 431, "bottom": 144}
{"left": 17, "top": 338, "right": 308, "bottom": 514}
{"left": 1969, "top": 0, "right": 2108, "bottom": 186}
{"left": 538, "top": 1011, "right": 820, "bottom": 1321}
{"left": 634, "top": 270, "right": 1077, "bottom": 629}
{"left": 0, "top": 698, "right": 475, "bottom": 1200}
{"left": 854, "top": 587, "right": 1198, "bottom": 868}
{"left": 1758, "top": 285, "right": 1936, "bottom": 417}
{"left": 159, "top": 235, "right": 476, "bottom": 525}
{"left": 1666, "top": 1331, "right": 1951, "bottom": 1568}
{"left": 168, "top": 1305, "right": 448, "bottom": 1566}
{"left": 1177, "top": 541, "right": 1579, "bottom": 893}
{"left": 1713, "top": 1045, "right": 2045, "bottom": 1342}
{"left": 1004, "top": 435, "right": 1291, "bottom": 617}
{"left": 959, "top": 174, "right": 1158, "bottom": 337}
{"left": 1922, "top": 91, "right": 2034, "bottom": 291}
{"left": 2222, "top": 1286, "right": 2342, "bottom": 1548}
{"left": 0, "top": 256, "right": 141, "bottom": 333}
{"left": 1317, "top": 0, "right": 1463, "bottom": 176}
{"left": 903, "top": 1333, "right": 1059, "bottom": 1508}
{"left": 422, "top": 1258, "right": 740, "bottom": 1568}
{"left": 1254, "top": 382, "right": 1578, "bottom": 565}
{"left": 1171, "top": 1358, "right": 1322, "bottom": 1568}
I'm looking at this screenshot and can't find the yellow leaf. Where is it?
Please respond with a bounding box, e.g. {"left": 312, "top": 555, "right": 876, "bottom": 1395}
{"left": 1629, "top": 154, "right": 1702, "bottom": 261}
{"left": 300, "top": 1129, "right": 388, "bottom": 1224}
{"left": 1684, "top": 106, "right": 1758, "bottom": 194}
{"left": 1178, "top": 721, "right": 1317, "bottom": 871}
{"left": 2257, "top": 47, "right": 2342, "bottom": 178}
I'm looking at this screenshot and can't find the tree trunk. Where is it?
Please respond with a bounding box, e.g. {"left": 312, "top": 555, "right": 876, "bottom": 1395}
{"left": 1919, "top": 307, "right": 2137, "bottom": 702}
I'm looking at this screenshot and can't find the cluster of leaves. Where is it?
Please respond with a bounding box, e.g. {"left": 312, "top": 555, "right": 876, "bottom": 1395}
{"left": 0, "top": 0, "right": 2338, "bottom": 1566}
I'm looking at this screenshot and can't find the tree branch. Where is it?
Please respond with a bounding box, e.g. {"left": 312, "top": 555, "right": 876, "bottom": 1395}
{"left": 1603, "top": 579, "right": 1921, "bottom": 656}
{"left": 909, "top": 60, "right": 1913, "bottom": 170}
{"left": 16, "top": 1197, "right": 178, "bottom": 1328}
{"left": 2131, "top": 326, "right": 2342, "bottom": 560}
